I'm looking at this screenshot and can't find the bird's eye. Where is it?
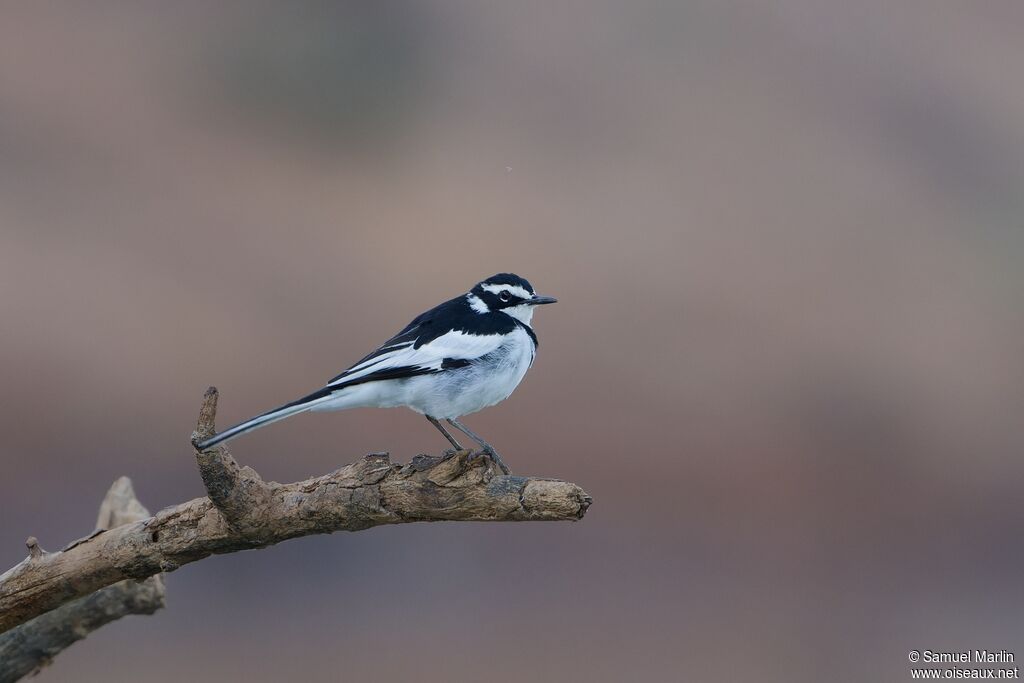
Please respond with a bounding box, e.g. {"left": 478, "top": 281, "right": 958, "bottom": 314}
{"left": 499, "top": 290, "right": 511, "bottom": 302}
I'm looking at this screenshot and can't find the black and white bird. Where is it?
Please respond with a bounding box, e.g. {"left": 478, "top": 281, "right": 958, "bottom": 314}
{"left": 194, "top": 273, "right": 556, "bottom": 474}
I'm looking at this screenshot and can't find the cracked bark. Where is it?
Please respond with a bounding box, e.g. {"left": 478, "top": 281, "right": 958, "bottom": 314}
{"left": 0, "top": 478, "right": 166, "bottom": 683}
{"left": 0, "top": 387, "right": 591, "bottom": 652}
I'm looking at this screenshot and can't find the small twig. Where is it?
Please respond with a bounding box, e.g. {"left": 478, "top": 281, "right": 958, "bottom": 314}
{"left": 190, "top": 387, "right": 271, "bottom": 531}
{"left": 191, "top": 385, "right": 219, "bottom": 445}
{"left": 24, "top": 538, "right": 43, "bottom": 561}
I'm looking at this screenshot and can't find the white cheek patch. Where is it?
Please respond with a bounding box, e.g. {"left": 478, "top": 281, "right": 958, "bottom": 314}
{"left": 466, "top": 293, "right": 489, "bottom": 313}
{"left": 481, "top": 284, "right": 532, "bottom": 300}
{"left": 502, "top": 304, "right": 535, "bottom": 325}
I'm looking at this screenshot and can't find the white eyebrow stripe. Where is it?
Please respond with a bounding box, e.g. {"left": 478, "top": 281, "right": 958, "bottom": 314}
{"left": 481, "top": 284, "right": 532, "bottom": 299}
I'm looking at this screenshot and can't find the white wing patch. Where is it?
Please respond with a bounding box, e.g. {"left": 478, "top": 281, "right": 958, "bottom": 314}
{"left": 466, "top": 293, "right": 489, "bottom": 313}
{"left": 327, "top": 330, "right": 505, "bottom": 387}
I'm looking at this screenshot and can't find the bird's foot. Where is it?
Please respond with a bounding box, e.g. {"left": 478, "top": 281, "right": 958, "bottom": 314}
{"left": 468, "top": 446, "right": 511, "bottom": 475}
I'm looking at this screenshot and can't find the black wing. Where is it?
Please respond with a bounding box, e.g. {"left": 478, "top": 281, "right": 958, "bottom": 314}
{"left": 326, "top": 296, "right": 473, "bottom": 386}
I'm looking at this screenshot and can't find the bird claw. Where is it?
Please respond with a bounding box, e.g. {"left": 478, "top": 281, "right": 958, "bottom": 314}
{"left": 473, "top": 446, "right": 510, "bottom": 475}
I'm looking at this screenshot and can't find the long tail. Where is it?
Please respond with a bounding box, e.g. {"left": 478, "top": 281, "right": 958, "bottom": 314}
{"left": 194, "top": 387, "right": 337, "bottom": 450}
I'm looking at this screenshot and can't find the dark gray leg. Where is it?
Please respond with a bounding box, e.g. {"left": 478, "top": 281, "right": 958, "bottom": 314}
{"left": 426, "top": 415, "right": 463, "bottom": 451}
{"left": 446, "top": 418, "right": 511, "bottom": 474}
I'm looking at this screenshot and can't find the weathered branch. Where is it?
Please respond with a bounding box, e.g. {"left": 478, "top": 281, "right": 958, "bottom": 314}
{"left": 0, "top": 478, "right": 166, "bottom": 683}
{"left": 0, "top": 388, "right": 591, "bottom": 637}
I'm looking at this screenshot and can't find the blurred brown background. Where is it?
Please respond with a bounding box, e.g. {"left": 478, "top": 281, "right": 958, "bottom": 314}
{"left": 2, "top": 2, "right": 1022, "bottom": 681}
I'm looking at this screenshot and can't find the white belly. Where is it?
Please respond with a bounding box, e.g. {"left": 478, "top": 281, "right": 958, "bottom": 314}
{"left": 311, "top": 327, "right": 537, "bottom": 419}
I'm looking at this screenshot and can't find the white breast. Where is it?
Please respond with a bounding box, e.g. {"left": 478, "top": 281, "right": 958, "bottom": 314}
{"left": 402, "top": 325, "right": 536, "bottom": 419}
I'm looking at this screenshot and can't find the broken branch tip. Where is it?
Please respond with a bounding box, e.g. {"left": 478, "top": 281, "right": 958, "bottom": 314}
{"left": 194, "top": 386, "right": 220, "bottom": 442}
{"left": 25, "top": 537, "right": 43, "bottom": 559}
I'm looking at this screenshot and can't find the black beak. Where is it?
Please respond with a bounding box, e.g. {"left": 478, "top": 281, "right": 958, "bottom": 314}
{"left": 526, "top": 294, "right": 558, "bottom": 306}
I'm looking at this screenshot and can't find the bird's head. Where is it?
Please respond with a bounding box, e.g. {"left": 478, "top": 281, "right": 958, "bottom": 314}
{"left": 468, "top": 273, "right": 557, "bottom": 324}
